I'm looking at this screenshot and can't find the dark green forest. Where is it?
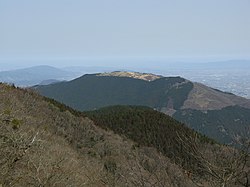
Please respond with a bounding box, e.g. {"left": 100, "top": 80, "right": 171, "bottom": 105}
{"left": 174, "top": 106, "right": 250, "bottom": 144}
{"left": 86, "top": 105, "right": 214, "bottom": 172}
{"left": 36, "top": 74, "right": 193, "bottom": 111}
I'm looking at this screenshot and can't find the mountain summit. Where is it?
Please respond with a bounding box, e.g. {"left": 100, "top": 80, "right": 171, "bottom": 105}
{"left": 97, "top": 71, "right": 163, "bottom": 81}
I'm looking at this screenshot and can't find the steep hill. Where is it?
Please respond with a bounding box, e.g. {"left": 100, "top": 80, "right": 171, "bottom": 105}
{"left": 0, "top": 83, "right": 196, "bottom": 187}
{"left": 35, "top": 72, "right": 250, "bottom": 144}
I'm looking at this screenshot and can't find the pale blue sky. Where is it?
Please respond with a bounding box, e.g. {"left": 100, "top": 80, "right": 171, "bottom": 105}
{"left": 1, "top": 0, "right": 250, "bottom": 66}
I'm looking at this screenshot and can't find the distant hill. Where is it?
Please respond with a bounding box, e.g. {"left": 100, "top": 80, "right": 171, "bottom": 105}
{"left": 35, "top": 72, "right": 193, "bottom": 113}
{"left": 0, "top": 65, "right": 77, "bottom": 86}
{"left": 34, "top": 71, "right": 250, "bottom": 144}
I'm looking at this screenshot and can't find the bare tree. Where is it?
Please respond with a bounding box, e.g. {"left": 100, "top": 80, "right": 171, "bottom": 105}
{"left": 176, "top": 131, "right": 250, "bottom": 187}
{"left": 0, "top": 118, "right": 38, "bottom": 186}
{"left": 0, "top": 110, "right": 88, "bottom": 187}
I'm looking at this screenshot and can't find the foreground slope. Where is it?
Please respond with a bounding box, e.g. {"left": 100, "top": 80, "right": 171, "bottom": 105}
{"left": 85, "top": 105, "right": 249, "bottom": 187}
{"left": 1, "top": 83, "right": 249, "bottom": 187}
{"left": 35, "top": 72, "right": 250, "bottom": 144}
{"left": 0, "top": 83, "right": 196, "bottom": 187}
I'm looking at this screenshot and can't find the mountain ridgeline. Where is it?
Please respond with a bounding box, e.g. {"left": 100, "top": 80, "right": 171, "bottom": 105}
{"left": 35, "top": 72, "right": 250, "bottom": 144}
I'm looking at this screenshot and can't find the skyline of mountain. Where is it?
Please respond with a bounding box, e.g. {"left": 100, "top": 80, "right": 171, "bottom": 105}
{"left": 1, "top": 59, "right": 250, "bottom": 98}
{"left": 1, "top": 59, "right": 250, "bottom": 71}
{"left": 0, "top": 65, "right": 79, "bottom": 86}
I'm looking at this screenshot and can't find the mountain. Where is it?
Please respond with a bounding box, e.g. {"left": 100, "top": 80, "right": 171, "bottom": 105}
{"left": 0, "top": 65, "right": 77, "bottom": 86}
{"left": 35, "top": 72, "right": 193, "bottom": 112}
{"left": 1, "top": 83, "right": 248, "bottom": 186}
{"left": 35, "top": 71, "right": 250, "bottom": 144}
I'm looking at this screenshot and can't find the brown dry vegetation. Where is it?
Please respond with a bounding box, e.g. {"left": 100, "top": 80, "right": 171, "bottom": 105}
{"left": 97, "top": 71, "right": 163, "bottom": 82}
{"left": 183, "top": 83, "right": 250, "bottom": 111}
{"left": 0, "top": 83, "right": 195, "bottom": 187}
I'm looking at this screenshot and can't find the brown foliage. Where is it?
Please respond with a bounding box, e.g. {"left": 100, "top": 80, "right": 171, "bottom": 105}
{"left": 0, "top": 83, "right": 196, "bottom": 187}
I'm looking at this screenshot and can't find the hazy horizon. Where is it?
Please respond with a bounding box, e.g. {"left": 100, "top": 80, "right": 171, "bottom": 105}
{"left": 1, "top": 0, "right": 250, "bottom": 66}
{"left": 1, "top": 57, "right": 250, "bottom": 71}
{"left": 0, "top": 58, "right": 250, "bottom": 99}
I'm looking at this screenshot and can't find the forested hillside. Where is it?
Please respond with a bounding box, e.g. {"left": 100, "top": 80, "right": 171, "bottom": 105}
{"left": 85, "top": 105, "right": 250, "bottom": 187}
{"left": 35, "top": 73, "right": 193, "bottom": 112}
{"left": 35, "top": 72, "right": 250, "bottom": 144}
{"left": 86, "top": 105, "right": 213, "bottom": 171}
{"left": 174, "top": 106, "right": 250, "bottom": 143}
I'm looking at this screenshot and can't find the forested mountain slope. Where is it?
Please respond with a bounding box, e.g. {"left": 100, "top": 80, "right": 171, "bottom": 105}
{"left": 35, "top": 72, "right": 250, "bottom": 144}
{"left": 35, "top": 73, "right": 193, "bottom": 113}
